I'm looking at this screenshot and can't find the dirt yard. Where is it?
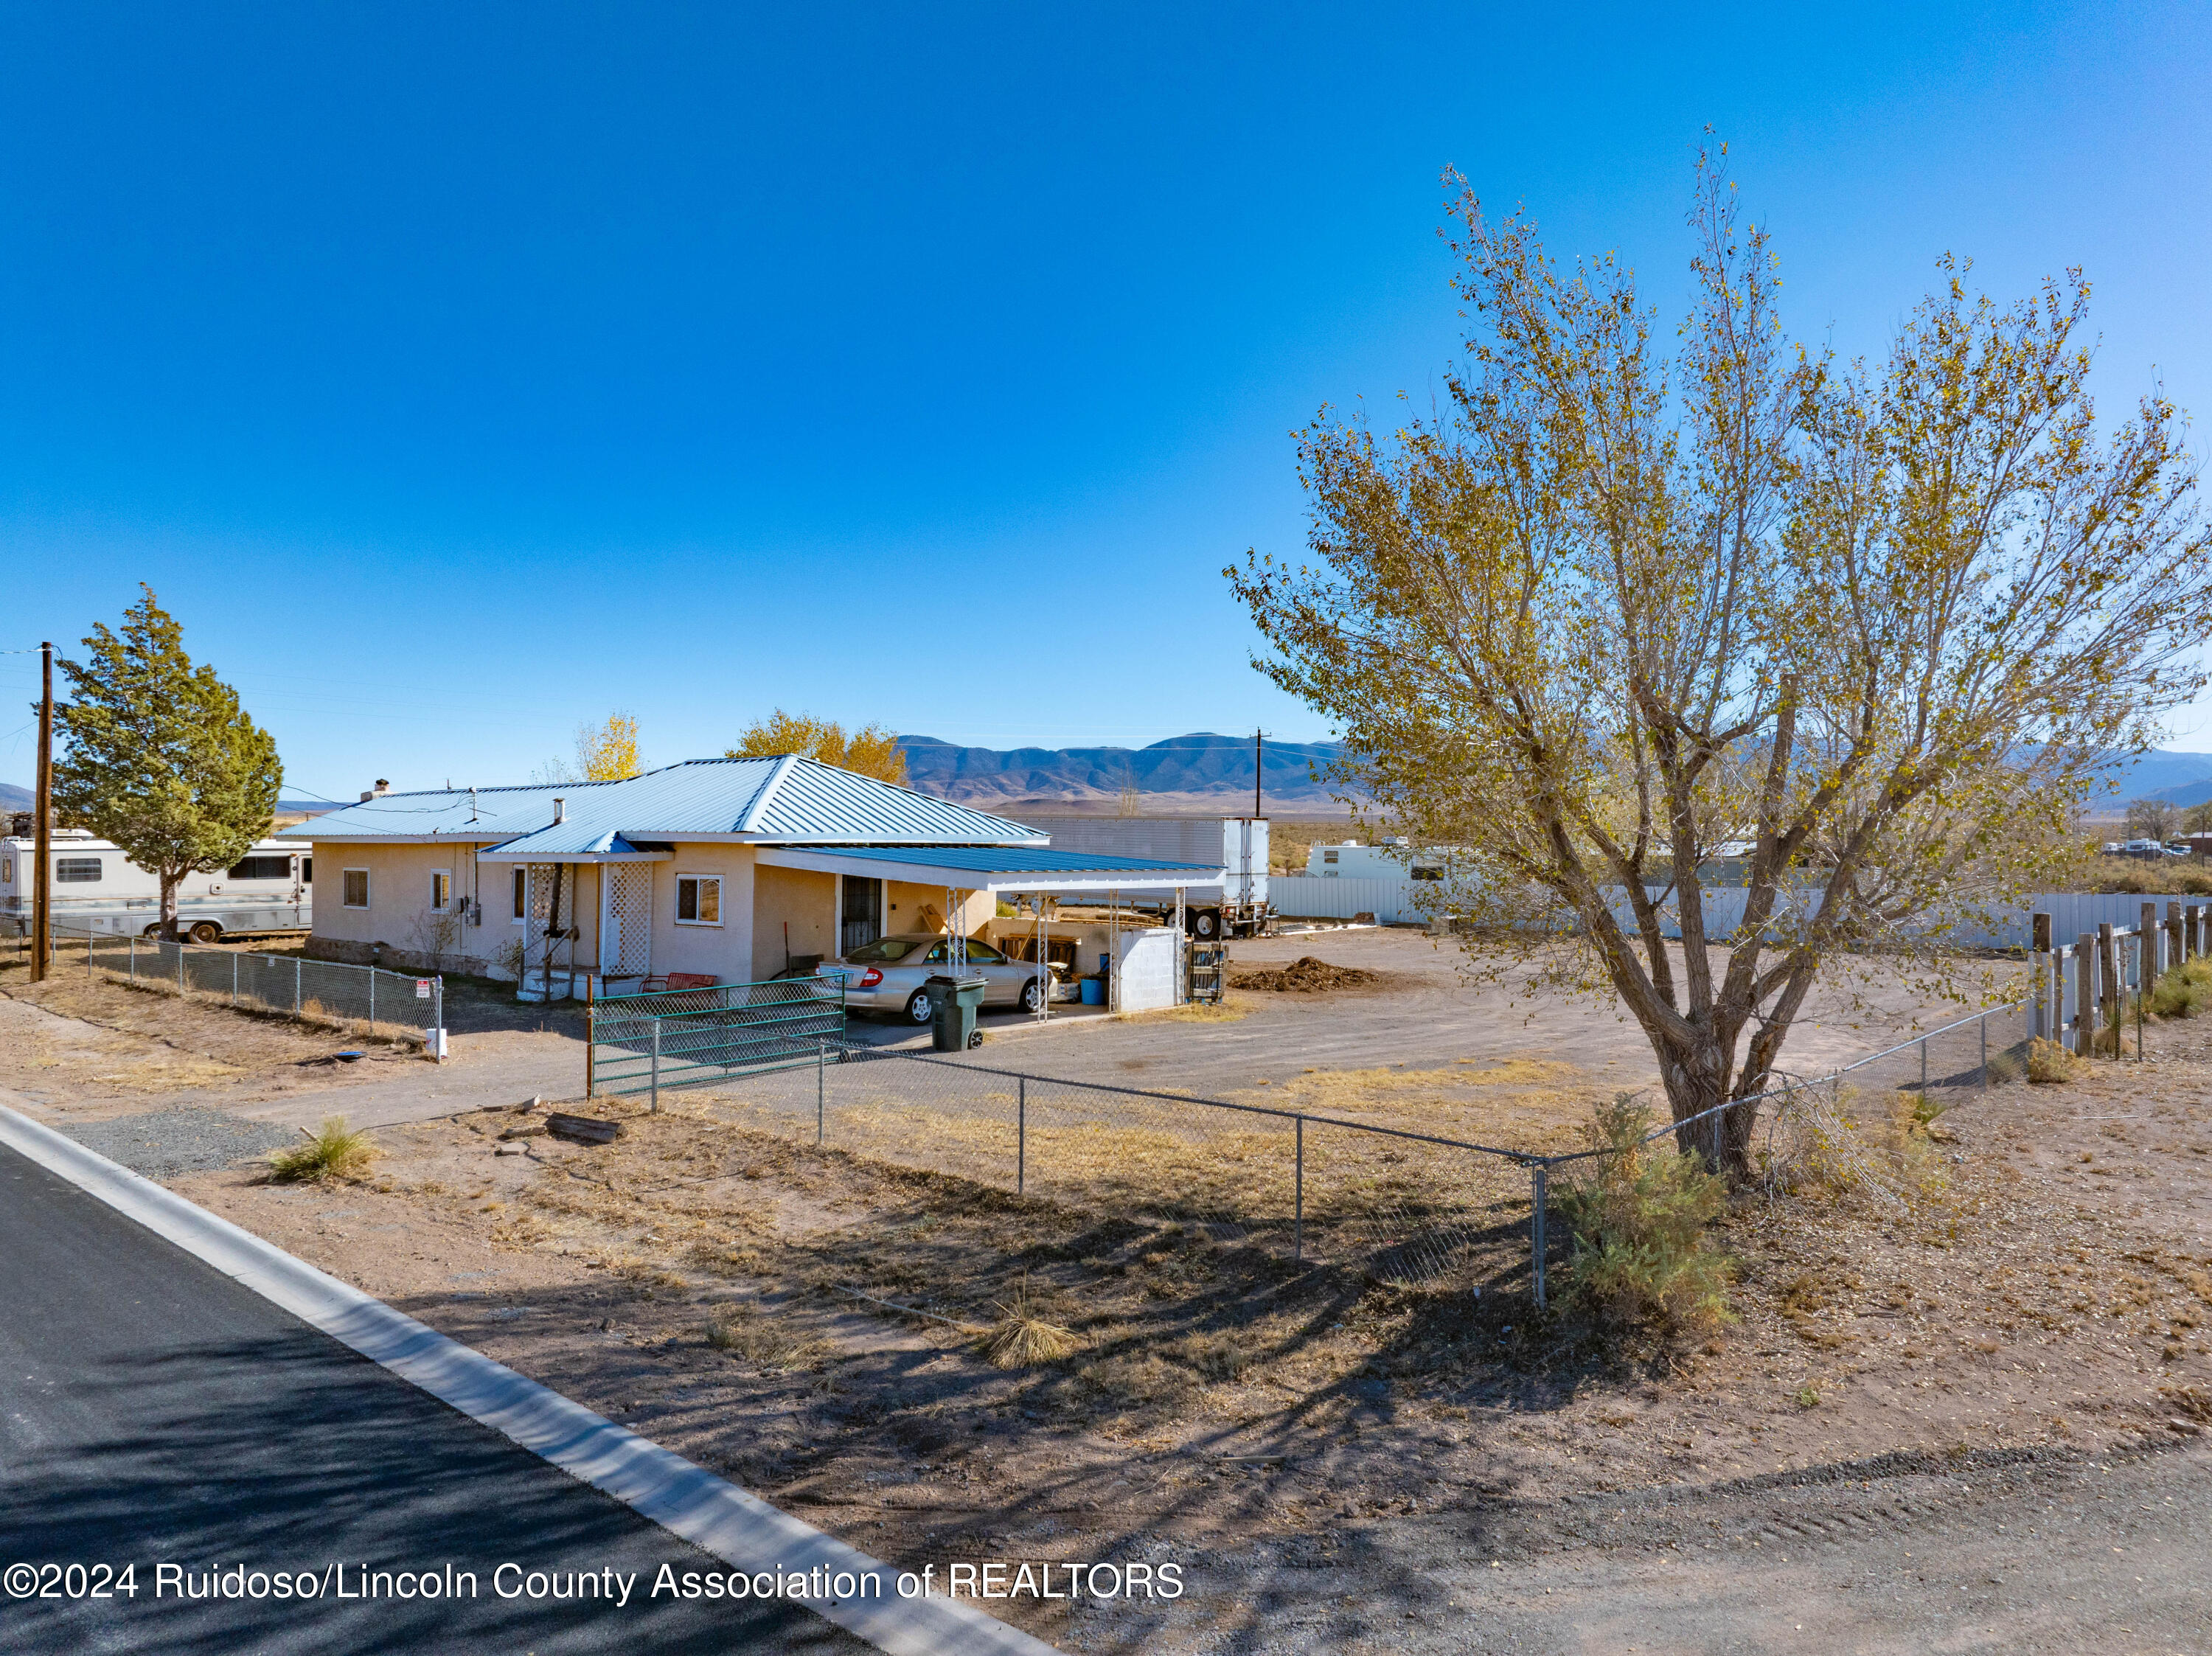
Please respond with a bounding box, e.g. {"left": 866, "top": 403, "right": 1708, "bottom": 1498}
{"left": 7, "top": 933, "right": 2208, "bottom": 1651}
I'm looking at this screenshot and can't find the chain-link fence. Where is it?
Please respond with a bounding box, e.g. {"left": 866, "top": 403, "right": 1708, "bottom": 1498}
{"left": 45, "top": 925, "right": 444, "bottom": 1044}
{"left": 588, "top": 975, "right": 846, "bottom": 1098}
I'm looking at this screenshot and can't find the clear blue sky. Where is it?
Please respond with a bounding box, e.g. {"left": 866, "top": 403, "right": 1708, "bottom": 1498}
{"left": 3, "top": 2, "right": 2208, "bottom": 800}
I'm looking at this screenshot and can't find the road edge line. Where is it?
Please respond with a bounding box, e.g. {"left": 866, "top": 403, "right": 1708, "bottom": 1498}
{"left": 0, "top": 1102, "right": 1057, "bottom": 1656}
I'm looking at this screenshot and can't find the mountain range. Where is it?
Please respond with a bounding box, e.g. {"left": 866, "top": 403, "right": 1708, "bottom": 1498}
{"left": 9, "top": 739, "right": 2212, "bottom": 821}
{"left": 897, "top": 731, "right": 1352, "bottom": 813}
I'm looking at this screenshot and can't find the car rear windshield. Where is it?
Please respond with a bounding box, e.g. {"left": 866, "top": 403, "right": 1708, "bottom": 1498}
{"left": 846, "top": 937, "right": 925, "bottom": 963}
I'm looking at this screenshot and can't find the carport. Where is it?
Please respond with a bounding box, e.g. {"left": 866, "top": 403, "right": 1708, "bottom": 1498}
{"left": 753, "top": 845, "right": 1224, "bottom": 1014}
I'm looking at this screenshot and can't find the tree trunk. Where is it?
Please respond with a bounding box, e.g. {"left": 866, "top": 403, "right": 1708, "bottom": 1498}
{"left": 1662, "top": 1037, "right": 1756, "bottom": 1180}
{"left": 159, "top": 870, "right": 180, "bottom": 942}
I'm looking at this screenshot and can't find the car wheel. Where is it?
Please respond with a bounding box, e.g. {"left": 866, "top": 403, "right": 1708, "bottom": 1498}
{"left": 904, "top": 989, "right": 935, "bottom": 1024}
{"left": 1018, "top": 976, "right": 1043, "bottom": 1014}
{"left": 1192, "top": 908, "right": 1220, "bottom": 940}
{"left": 188, "top": 921, "right": 223, "bottom": 944}
{"left": 967, "top": 1030, "right": 984, "bottom": 1049}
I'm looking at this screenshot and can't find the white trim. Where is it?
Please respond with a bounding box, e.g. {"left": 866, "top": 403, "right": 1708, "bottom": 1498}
{"left": 675, "top": 872, "right": 723, "bottom": 927}
{"left": 342, "top": 867, "right": 370, "bottom": 909}
{"left": 0, "top": 1102, "right": 1051, "bottom": 1656}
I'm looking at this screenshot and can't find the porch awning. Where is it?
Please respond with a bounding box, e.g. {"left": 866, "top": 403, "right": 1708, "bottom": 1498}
{"left": 754, "top": 844, "right": 1224, "bottom": 895}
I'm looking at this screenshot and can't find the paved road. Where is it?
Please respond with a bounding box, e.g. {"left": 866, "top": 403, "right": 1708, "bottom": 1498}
{"left": 0, "top": 1140, "right": 865, "bottom": 1654}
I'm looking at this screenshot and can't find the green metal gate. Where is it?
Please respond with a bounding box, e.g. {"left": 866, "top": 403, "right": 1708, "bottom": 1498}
{"left": 587, "top": 975, "right": 846, "bottom": 1100}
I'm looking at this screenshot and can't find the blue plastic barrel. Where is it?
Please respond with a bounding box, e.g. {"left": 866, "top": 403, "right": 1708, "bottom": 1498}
{"left": 1079, "top": 977, "right": 1106, "bottom": 1006}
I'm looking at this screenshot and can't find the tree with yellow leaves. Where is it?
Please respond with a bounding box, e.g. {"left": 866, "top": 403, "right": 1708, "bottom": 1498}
{"left": 726, "top": 710, "right": 908, "bottom": 785}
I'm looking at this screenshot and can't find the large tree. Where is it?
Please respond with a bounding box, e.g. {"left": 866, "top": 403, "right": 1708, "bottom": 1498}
{"left": 1231, "top": 150, "right": 2212, "bottom": 1174}
{"left": 52, "top": 587, "right": 282, "bottom": 940}
{"left": 727, "top": 709, "right": 908, "bottom": 785}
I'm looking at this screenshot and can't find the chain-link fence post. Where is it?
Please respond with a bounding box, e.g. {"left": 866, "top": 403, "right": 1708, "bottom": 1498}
{"left": 1919, "top": 1034, "right": 1927, "bottom": 1095}
{"left": 815, "top": 1040, "right": 825, "bottom": 1146}
{"left": 367, "top": 967, "right": 376, "bottom": 1033}
{"left": 1980, "top": 1011, "right": 1989, "bottom": 1090}
{"left": 293, "top": 956, "right": 302, "bottom": 1015}
{"left": 232, "top": 950, "right": 239, "bottom": 1006}
{"left": 650, "top": 1017, "right": 661, "bottom": 1112}
{"left": 128, "top": 933, "right": 136, "bottom": 986}
{"left": 175, "top": 941, "right": 184, "bottom": 997}
{"left": 433, "top": 977, "right": 445, "bottom": 1062}
{"left": 1531, "top": 1162, "right": 1548, "bottom": 1309}
{"left": 1017, "top": 1077, "right": 1026, "bottom": 1195}
{"left": 1293, "top": 1116, "right": 1304, "bottom": 1262}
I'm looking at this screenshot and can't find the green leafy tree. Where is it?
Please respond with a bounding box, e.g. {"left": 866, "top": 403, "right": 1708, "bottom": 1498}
{"left": 726, "top": 709, "right": 908, "bottom": 785}
{"left": 1231, "top": 147, "right": 2212, "bottom": 1175}
{"left": 52, "top": 587, "right": 283, "bottom": 939}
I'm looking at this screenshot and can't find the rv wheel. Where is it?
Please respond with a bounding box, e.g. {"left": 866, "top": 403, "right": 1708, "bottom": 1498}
{"left": 188, "top": 922, "right": 223, "bottom": 944}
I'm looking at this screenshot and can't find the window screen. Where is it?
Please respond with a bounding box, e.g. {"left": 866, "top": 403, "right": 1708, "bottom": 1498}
{"left": 55, "top": 857, "right": 102, "bottom": 883}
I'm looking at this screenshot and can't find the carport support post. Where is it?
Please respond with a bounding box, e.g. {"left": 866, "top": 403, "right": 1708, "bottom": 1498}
{"left": 1017, "top": 1078, "right": 1026, "bottom": 1195}
{"left": 1531, "top": 1163, "right": 1548, "bottom": 1309}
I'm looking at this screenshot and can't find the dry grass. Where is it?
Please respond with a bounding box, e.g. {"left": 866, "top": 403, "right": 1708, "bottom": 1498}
{"left": 268, "top": 1116, "right": 380, "bottom": 1183}
{"left": 2027, "top": 1037, "right": 2078, "bottom": 1084}
{"left": 978, "top": 1277, "right": 1079, "bottom": 1368}
{"left": 702, "top": 1302, "right": 831, "bottom": 1368}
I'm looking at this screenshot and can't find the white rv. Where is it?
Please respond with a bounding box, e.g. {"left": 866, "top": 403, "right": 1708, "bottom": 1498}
{"left": 0, "top": 824, "right": 312, "bottom": 942}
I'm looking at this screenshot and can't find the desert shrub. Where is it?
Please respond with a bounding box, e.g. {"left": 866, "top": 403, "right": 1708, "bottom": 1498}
{"left": 267, "top": 1116, "right": 379, "bottom": 1183}
{"left": 977, "top": 1279, "right": 1078, "bottom": 1368}
{"left": 2150, "top": 959, "right": 2212, "bottom": 1020}
{"left": 1555, "top": 1096, "right": 1733, "bottom": 1341}
{"left": 2071, "top": 855, "right": 2212, "bottom": 897}
{"left": 2026, "top": 1037, "right": 2078, "bottom": 1083}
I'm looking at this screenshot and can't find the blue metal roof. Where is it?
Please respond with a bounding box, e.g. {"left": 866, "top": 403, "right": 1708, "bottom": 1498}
{"left": 282, "top": 757, "right": 1048, "bottom": 851}
{"left": 804, "top": 846, "right": 1220, "bottom": 877}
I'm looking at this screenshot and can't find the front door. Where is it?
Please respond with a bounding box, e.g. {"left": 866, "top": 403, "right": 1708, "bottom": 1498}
{"left": 840, "top": 876, "right": 882, "bottom": 955}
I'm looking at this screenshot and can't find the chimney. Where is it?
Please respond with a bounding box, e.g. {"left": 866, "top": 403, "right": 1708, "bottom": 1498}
{"left": 553, "top": 796, "right": 566, "bottom": 824}
{"left": 358, "top": 779, "right": 391, "bottom": 802}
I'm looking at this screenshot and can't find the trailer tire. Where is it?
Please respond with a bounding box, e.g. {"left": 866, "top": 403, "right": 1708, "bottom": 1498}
{"left": 188, "top": 921, "right": 223, "bottom": 944}
{"left": 1191, "top": 908, "right": 1221, "bottom": 940}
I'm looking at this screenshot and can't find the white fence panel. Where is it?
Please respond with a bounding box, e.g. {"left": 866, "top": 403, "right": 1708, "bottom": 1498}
{"left": 1270, "top": 875, "right": 1425, "bottom": 924}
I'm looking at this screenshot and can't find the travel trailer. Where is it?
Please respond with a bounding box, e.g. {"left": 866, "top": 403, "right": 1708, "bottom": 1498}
{"left": 1, "top": 821, "right": 312, "bottom": 941}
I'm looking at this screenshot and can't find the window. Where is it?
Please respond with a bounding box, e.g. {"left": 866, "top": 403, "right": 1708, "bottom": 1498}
{"left": 1322, "top": 848, "right": 1339, "bottom": 863}
{"left": 55, "top": 857, "right": 102, "bottom": 883}
{"left": 963, "top": 938, "right": 1005, "bottom": 964}
{"left": 342, "top": 869, "right": 369, "bottom": 908}
{"left": 1, "top": 857, "right": 11, "bottom": 883}
{"left": 675, "top": 874, "right": 721, "bottom": 925}
{"left": 1411, "top": 866, "right": 1443, "bottom": 881}
{"left": 227, "top": 855, "right": 293, "bottom": 880}
{"left": 430, "top": 872, "right": 452, "bottom": 912}
{"left": 845, "top": 936, "right": 924, "bottom": 963}
{"left": 512, "top": 867, "right": 527, "bottom": 922}
{"left": 302, "top": 857, "right": 313, "bottom": 885}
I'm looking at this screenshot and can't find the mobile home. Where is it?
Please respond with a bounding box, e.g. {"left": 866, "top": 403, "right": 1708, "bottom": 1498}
{"left": 1, "top": 824, "right": 312, "bottom": 941}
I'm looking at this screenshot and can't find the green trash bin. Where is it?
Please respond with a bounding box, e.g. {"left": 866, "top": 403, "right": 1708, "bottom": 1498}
{"left": 924, "top": 973, "right": 988, "bottom": 1051}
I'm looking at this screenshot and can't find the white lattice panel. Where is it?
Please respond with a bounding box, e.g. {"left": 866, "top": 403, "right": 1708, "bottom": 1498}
{"left": 602, "top": 865, "right": 653, "bottom": 975}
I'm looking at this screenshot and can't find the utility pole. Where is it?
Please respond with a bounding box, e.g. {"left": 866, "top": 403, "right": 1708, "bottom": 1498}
{"left": 1253, "top": 728, "right": 1264, "bottom": 819}
{"left": 31, "top": 641, "right": 52, "bottom": 982}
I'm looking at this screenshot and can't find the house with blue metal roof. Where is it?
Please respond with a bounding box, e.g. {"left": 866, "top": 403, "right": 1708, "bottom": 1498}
{"left": 276, "top": 756, "right": 1222, "bottom": 996}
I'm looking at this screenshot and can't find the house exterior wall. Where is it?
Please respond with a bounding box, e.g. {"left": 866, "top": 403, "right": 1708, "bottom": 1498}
{"left": 753, "top": 865, "right": 836, "bottom": 979}
{"left": 882, "top": 880, "right": 993, "bottom": 938}
{"left": 304, "top": 840, "right": 504, "bottom": 973}
{"left": 650, "top": 843, "right": 757, "bottom": 983}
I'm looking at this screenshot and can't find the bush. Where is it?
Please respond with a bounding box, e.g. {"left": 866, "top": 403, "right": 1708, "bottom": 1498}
{"left": 2026, "top": 1037, "right": 2078, "bottom": 1083}
{"left": 2150, "top": 958, "right": 2212, "bottom": 1020}
{"left": 1555, "top": 1096, "right": 1733, "bottom": 1342}
{"left": 2070, "top": 855, "right": 2212, "bottom": 896}
{"left": 978, "top": 1279, "right": 1078, "bottom": 1368}
{"left": 267, "top": 1116, "right": 378, "bottom": 1183}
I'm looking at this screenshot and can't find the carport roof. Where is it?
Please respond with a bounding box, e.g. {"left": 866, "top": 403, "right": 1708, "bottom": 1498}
{"left": 754, "top": 844, "right": 1223, "bottom": 894}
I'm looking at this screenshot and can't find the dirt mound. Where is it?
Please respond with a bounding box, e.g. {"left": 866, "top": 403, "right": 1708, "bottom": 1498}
{"left": 1228, "top": 955, "right": 1379, "bottom": 993}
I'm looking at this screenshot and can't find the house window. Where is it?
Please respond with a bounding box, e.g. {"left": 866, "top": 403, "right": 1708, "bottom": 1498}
{"left": 512, "top": 867, "right": 527, "bottom": 922}
{"left": 343, "top": 869, "right": 369, "bottom": 908}
{"left": 227, "top": 855, "right": 292, "bottom": 880}
{"left": 55, "top": 857, "right": 103, "bottom": 883}
{"left": 431, "top": 871, "right": 452, "bottom": 912}
{"left": 676, "top": 874, "right": 721, "bottom": 925}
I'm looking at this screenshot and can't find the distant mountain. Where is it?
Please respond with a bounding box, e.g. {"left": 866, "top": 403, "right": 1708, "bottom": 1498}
{"left": 0, "top": 782, "right": 335, "bottom": 822}
{"left": 0, "top": 782, "right": 27, "bottom": 813}
{"left": 897, "top": 732, "right": 1356, "bottom": 811}
{"left": 2119, "top": 751, "right": 2212, "bottom": 807}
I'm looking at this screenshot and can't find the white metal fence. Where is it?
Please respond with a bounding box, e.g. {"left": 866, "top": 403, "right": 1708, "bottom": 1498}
{"left": 1271, "top": 876, "right": 2211, "bottom": 952}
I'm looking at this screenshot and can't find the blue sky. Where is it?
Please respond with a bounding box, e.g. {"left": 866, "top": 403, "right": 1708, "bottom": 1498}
{"left": 2, "top": 2, "right": 2208, "bottom": 800}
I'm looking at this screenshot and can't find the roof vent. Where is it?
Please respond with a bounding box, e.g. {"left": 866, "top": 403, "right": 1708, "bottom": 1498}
{"left": 553, "top": 796, "right": 566, "bottom": 824}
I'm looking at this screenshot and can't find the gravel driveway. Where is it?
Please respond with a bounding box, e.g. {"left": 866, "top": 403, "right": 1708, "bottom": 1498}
{"left": 57, "top": 1108, "right": 299, "bottom": 1178}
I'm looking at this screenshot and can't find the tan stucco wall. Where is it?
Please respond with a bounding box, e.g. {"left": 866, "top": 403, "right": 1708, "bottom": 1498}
{"left": 650, "top": 844, "right": 757, "bottom": 983}
{"left": 754, "top": 865, "right": 835, "bottom": 979}
{"left": 883, "top": 880, "right": 994, "bottom": 939}
{"left": 304, "top": 840, "right": 503, "bottom": 973}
